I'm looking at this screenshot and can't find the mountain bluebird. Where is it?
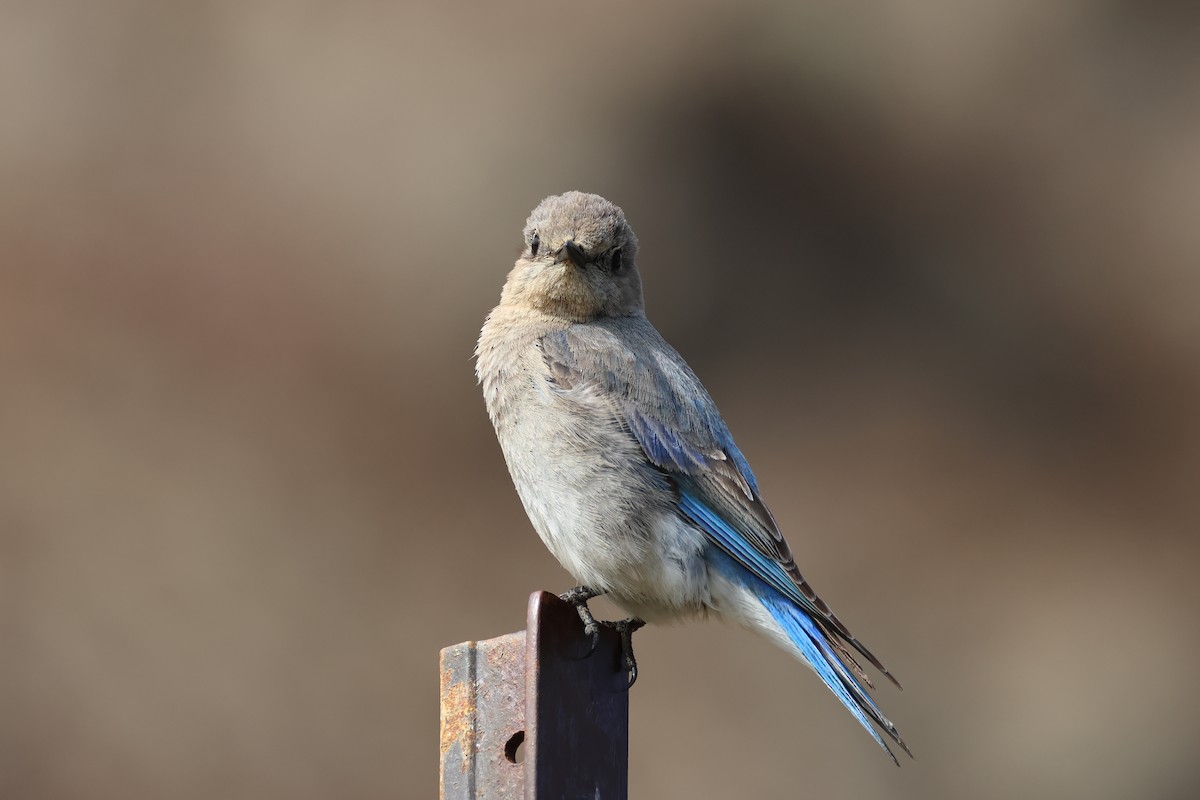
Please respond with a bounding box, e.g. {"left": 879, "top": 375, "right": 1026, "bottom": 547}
{"left": 476, "top": 191, "right": 909, "bottom": 762}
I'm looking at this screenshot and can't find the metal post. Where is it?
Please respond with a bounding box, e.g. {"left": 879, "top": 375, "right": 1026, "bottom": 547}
{"left": 440, "top": 591, "right": 631, "bottom": 799}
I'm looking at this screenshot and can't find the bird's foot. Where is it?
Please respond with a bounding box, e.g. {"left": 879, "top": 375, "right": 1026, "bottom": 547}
{"left": 605, "top": 617, "right": 646, "bottom": 689}
{"left": 559, "top": 586, "right": 605, "bottom": 655}
{"left": 558, "top": 588, "right": 645, "bottom": 687}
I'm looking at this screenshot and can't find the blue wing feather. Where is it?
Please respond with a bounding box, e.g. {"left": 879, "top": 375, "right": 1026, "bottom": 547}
{"left": 677, "top": 490, "right": 798, "bottom": 603}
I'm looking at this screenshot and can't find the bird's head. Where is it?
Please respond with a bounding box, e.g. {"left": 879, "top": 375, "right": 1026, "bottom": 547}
{"left": 500, "top": 191, "right": 643, "bottom": 320}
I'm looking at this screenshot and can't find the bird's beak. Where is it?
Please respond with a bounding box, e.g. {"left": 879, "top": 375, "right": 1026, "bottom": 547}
{"left": 554, "top": 239, "right": 587, "bottom": 267}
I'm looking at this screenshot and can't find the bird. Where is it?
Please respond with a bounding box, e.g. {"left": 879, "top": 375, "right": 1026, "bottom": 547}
{"left": 475, "top": 190, "right": 909, "bottom": 762}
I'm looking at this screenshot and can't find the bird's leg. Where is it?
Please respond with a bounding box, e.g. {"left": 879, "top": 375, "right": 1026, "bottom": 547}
{"left": 606, "top": 617, "right": 647, "bottom": 689}
{"left": 559, "top": 586, "right": 605, "bottom": 654}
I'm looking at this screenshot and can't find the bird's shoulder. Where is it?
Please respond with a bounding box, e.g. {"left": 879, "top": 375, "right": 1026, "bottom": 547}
{"left": 538, "top": 317, "right": 704, "bottom": 400}
{"left": 538, "top": 319, "right": 755, "bottom": 480}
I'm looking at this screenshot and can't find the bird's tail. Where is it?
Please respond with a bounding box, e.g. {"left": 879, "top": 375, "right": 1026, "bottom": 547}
{"left": 756, "top": 586, "right": 911, "bottom": 764}
{"left": 705, "top": 548, "right": 910, "bottom": 762}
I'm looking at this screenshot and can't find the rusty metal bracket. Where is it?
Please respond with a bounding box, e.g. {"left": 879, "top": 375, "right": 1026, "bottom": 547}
{"left": 440, "top": 591, "right": 630, "bottom": 799}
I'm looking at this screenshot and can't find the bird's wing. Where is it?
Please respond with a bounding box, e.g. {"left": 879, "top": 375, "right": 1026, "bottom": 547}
{"left": 538, "top": 322, "right": 899, "bottom": 688}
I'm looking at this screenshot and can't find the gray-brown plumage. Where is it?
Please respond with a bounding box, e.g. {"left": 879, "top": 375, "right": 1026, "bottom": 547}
{"left": 476, "top": 191, "right": 908, "bottom": 761}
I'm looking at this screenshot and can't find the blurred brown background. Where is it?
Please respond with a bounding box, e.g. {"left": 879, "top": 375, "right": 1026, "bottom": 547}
{"left": 3, "top": 2, "right": 1199, "bottom": 798}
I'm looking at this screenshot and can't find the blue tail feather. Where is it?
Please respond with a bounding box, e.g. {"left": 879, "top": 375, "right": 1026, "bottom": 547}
{"left": 708, "top": 549, "right": 908, "bottom": 763}
{"left": 759, "top": 585, "right": 900, "bottom": 763}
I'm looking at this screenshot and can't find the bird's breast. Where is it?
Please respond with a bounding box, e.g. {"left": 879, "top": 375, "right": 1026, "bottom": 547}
{"left": 477, "top": 329, "right": 710, "bottom": 618}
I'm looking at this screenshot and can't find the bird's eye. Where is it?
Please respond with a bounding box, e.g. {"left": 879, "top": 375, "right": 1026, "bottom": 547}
{"left": 530, "top": 233, "right": 540, "bottom": 257}
{"left": 611, "top": 248, "right": 623, "bottom": 272}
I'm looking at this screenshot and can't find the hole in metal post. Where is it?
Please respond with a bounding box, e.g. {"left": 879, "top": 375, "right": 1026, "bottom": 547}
{"left": 504, "top": 730, "right": 525, "bottom": 763}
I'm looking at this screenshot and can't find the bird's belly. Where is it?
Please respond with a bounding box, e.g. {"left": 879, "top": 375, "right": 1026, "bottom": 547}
{"left": 496, "top": 393, "right": 711, "bottom": 621}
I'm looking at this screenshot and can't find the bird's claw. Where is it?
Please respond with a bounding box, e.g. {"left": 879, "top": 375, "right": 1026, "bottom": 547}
{"left": 581, "top": 618, "right": 600, "bottom": 656}
{"left": 560, "top": 586, "right": 604, "bottom": 656}
{"left": 609, "top": 617, "right": 646, "bottom": 689}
